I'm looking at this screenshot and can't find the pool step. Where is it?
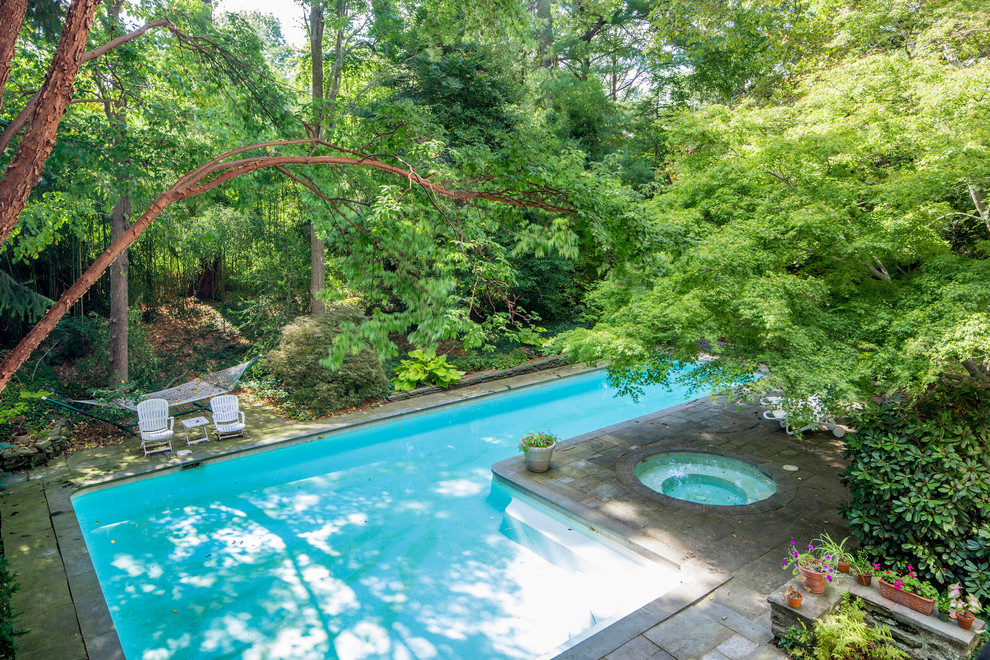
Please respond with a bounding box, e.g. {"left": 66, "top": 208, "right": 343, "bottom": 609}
{"left": 501, "top": 498, "right": 656, "bottom": 576}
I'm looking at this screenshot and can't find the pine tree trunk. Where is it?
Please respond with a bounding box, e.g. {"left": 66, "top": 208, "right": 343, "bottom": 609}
{"left": 0, "top": 0, "right": 101, "bottom": 246}
{"left": 0, "top": 0, "right": 30, "bottom": 113}
{"left": 309, "top": 1, "right": 327, "bottom": 314}
{"left": 109, "top": 194, "right": 130, "bottom": 384}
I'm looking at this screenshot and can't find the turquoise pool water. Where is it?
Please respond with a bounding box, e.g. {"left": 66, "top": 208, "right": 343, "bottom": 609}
{"left": 73, "top": 370, "right": 701, "bottom": 659}
{"left": 635, "top": 451, "right": 777, "bottom": 505}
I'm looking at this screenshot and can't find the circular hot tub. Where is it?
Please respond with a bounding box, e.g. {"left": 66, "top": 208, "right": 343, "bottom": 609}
{"left": 634, "top": 451, "right": 777, "bottom": 506}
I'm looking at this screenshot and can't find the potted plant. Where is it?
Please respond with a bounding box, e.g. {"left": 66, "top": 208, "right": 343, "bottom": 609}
{"left": 784, "top": 585, "right": 803, "bottom": 609}
{"left": 783, "top": 540, "right": 837, "bottom": 594}
{"left": 814, "top": 533, "right": 851, "bottom": 573}
{"left": 877, "top": 566, "right": 938, "bottom": 615}
{"left": 519, "top": 430, "right": 559, "bottom": 473}
{"left": 949, "top": 584, "right": 981, "bottom": 630}
{"left": 10, "top": 415, "right": 30, "bottom": 443}
{"left": 935, "top": 590, "right": 952, "bottom": 622}
{"left": 849, "top": 553, "right": 878, "bottom": 587}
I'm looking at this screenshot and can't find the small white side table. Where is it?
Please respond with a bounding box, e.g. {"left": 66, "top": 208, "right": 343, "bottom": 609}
{"left": 181, "top": 416, "right": 210, "bottom": 446}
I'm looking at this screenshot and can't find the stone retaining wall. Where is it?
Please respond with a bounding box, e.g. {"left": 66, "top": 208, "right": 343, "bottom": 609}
{"left": 1, "top": 419, "right": 72, "bottom": 472}
{"left": 387, "top": 356, "right": 572, "bottom": 401}
{"left": 768, "top": 574, "right": 985, "bottom": 660}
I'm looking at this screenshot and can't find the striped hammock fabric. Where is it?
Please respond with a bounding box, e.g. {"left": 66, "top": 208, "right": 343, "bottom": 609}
{"left": 73, "top": 358, "right": 258, "bottom": 411}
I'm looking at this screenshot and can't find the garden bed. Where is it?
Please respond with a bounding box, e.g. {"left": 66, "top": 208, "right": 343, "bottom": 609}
{"left": 769, "top": 574, "right": 984, "bottom": 660}
{"left": 387, "top": 355, "right": 571, "bottom": 401}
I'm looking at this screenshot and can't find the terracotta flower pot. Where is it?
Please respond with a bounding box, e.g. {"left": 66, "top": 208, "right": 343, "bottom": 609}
{"left": 798, "top": 565, "right": 828, "bottom": 594}
{"left": 956, "top": 610, "right": 974, "bottom": 630}
{"left": 786, "top": 592, "right": 803, "bottom": 609}
{"left": 837, "top": 560, "right": 850, "bottom": 574}
{"left": 523, "top": 442, "right": 555, "bottom": 472}
{"left": 877, "top": 577, "right": 935, "bottom": 615}
{"left": 855, "top": 572, "right": 872, "bottom": 587}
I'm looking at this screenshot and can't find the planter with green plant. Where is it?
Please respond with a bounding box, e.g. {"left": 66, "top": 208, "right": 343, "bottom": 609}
{"left": 814, "top": 533, "right": 851, "bottom": 573}
{"left": 935, "top": 590, "right": 952, "bottom": 622}
{"left": 849, "top": 553, "right": 878, "bottom": 587}
{"left": 783, "top": 540, "right": 837, "bottom": 594}
{"left": 949, "top": 583, "right": 981, "bottom": 630}
{"left": 519, "top": 430, "right": 558, "bottom": 473}
{"left": 784, "top": 585, "right": 803, "bottom": 609}
{"left": 877, "top": 566, "right": 938, "bottom": 615}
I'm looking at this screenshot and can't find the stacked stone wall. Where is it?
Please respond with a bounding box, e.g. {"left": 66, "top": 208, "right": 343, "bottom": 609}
{"left": 769, "top": 574, "right": 984, "bottom": 660}
{"left": 1, "top": 419, "right": 72, "bottom": 471}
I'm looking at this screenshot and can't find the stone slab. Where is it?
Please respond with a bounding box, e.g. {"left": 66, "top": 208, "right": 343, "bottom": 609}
{"left": 643, "top": 607, "right": 735, "bottom": 658}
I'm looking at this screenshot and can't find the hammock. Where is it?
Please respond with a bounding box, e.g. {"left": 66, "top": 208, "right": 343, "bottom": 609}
{"left": 43, "top": 356, "right": 260, "bottom": 433}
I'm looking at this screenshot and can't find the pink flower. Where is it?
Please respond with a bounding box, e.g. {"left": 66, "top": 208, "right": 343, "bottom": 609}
{"left": 791, "top": 541, "right": 796, "bottom": 546}
{"left": 808, "top": 544, "right": 814, "bottom": 551}
{"left": 782, "top": 560, "right": 787, "bottom": 566}
{"left": 826, "top": 575, "right": 833, "bottom": 582}
{"left": 907, "top": 565, "right": 913, "bottom": 570}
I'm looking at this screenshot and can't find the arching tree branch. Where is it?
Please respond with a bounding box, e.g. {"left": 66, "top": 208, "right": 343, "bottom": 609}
{"left": 0, "top": 138, "right": 576, "bottom": 394}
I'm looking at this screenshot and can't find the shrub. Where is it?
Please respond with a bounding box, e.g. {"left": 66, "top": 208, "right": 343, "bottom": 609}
{"left": 263, "top": 306, "right": 390, "bottom": 415}
{"left": 811, "top": 595, "right": 906, "bottom": 660}
{"left": 840, "top": 385, "right": 990, "bottom": 603}
{"left": 0, "top": 552, "right": 22, "bottom": 658}
{"left": 391, "top": 349, "right": 463, "bottom": 391}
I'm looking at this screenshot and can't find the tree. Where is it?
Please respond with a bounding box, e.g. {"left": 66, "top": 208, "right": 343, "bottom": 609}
{"left": 561, "top": 0, "right": 990, "bottom": 412}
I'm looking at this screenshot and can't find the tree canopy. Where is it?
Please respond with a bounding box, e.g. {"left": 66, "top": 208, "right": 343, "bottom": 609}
{"left": 0, "top": 0, "right": 987, "bottom": 418}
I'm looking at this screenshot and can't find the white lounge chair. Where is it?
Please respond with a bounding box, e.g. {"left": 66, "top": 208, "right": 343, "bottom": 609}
{"left": 210, "top": 394, "right": 246, "bottom": 440}
{"left": 761, "top": 395, "right": 845, "bottom": 438}
{"left": 136, "top": 398, "right": 175, "bottom": 455}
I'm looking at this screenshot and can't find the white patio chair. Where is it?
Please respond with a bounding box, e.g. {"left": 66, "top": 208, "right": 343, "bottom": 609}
{"left": 136, "top": 398, "right": 175, "bottom": 455}
{"left": 761, "top": 395, "right": 845, "bottom": 437}
{"left": 210, "top": 394, "right": 246, "bottom": 440}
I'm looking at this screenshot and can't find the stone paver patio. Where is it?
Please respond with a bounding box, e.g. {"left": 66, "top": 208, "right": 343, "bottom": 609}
{"left": 0, "top": 364, "right": 854, "bottom": 659}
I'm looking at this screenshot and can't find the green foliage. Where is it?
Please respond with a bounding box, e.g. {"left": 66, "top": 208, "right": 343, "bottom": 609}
{"left": 262, "top": 306, "right": 390, "bottom": 415}
{"left": 810, "top": 595, "right": 906, "bottom": 660}
{"left": 0, "top": 390, "right": 50, "bottom": 437}
{"left": 448, "top": 347, "right": 532, "bottom": 372}
{"left": 543, "top": 73, "right": 614, "bottom": 161}
{"left": 392, "top": 349, "right": 464, "bottom": 391}
{"left": 778, "top": 623, "right": 811, "bottom": 659}
{"left": 508, "top": 250, "right": 582, "bottom": 323}
{"left": 406, "top": 44, "right": 523, "bottom": 148}
{"left": 564, "top": 15, "right": 990, "bottom": 407}
{"left": 646, "top": 0, "right": 826, "bottom": 102}
{"left": 59, "top": 312, "right": 160, "bottom": 393}
{"left": 0, "top": 271, "right": 51, "bottom": 324}
{"left": 841, "top": 385, "right": 990, "bottom": 603}
{"left": 0, "top": 552, "right": 22, "bottom": 659}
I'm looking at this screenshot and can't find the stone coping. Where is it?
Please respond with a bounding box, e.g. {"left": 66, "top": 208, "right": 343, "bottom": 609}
{"left": 387, "top": 355, "right": 571, "bottom": 401}
{"left": 615, "top": 441, "right": 798, "bottom": 514}
{"left": 2, "top": 361, "right": 603, "bottom": 660}
{"left": 68, "top": 361, "right": 595, "bottom": 494}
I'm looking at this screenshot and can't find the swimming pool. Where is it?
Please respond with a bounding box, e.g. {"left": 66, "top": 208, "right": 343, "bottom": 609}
{"left": 73, "top": 369, "right": 702, "bottom": 659}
